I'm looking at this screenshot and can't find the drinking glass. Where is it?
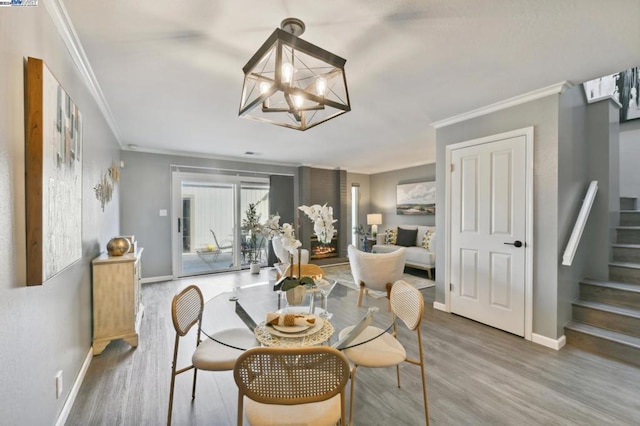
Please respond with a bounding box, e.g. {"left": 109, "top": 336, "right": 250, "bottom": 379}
{"left": 315, "top": 279, "right": 337, "bottom": 319}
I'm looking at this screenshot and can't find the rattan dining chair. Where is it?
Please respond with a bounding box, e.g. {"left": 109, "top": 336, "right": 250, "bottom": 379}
{"left": 233, "top": 346, "right": 351, "bottom": 426}
{"left": 168, "top": 285, "right": 255, "bottom": 425}
{"left": 339, "top": 279, "right": 429, "bottom": 425}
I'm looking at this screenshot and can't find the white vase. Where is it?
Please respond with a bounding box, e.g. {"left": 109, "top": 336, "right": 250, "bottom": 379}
{"left": 249, "top": 263, "right": 261, "bottom": 274}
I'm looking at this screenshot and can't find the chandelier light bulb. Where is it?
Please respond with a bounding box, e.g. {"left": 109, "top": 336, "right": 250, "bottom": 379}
{"left": 293, "top": 95, "right": 304, "bottom": 108}
{"left": 282, "top": 63, "right": 294, "bottom": 84}
{"left": 259, "top": 81, "right": 271, "bottom": 94}
{"left": 316, "top": 77, "right": 327, "bottom": 96}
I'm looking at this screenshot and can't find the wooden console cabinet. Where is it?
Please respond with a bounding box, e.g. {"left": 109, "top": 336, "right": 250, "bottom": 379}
{"left": 92, "top": 248, "right": 144, "bottom": 355}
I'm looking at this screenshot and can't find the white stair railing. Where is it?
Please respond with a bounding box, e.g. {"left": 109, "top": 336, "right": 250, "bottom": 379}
{"left": 562, "top": 181, "right": 598, "bottom": 266}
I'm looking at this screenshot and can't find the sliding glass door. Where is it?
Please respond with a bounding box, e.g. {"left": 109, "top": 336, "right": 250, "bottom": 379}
{"left": 172, "top": 172, "right": 269, "bottom": 278}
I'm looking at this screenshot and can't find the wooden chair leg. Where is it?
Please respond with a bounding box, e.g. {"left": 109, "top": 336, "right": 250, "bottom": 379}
{"left": 396, "top": 364, "right": 401, "bottom": 388}
{"left": 192, "top": 368, "right": 198, "bottom": 399}
{"left": 349, "top": 364, "right": 359, "bottom": 426}
{"left": 357, "top": 282, "right": 365, "bottom": 307}
{"left": 167, "top": 336, "right": 179, "bottom": 426}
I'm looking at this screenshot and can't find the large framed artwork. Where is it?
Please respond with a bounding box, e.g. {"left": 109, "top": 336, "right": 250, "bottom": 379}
{"left": 26, "top": 57, "right": 83, "bottom": 286}
{"left": 396, "top": 181, "right": 435, "bottom": 215}
{"left": 583, "top": 67, "right": 640, "bottom": 123}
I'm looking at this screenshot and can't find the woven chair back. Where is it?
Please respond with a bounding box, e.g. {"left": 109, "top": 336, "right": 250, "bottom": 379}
{"left": 171, "top": 285, "right": 204, "bottom": 337}
{"left": 234, "top": 346, "right": 350, "bottom": 405}
{"left": 390, "top": 280, "right": 424, "bottom": 330}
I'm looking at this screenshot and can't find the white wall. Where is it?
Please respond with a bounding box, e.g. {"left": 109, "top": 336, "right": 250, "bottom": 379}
{"left": 0, "top": 4, "right": 121, "bottom": 424}
{"left": 620, "top": 119, "right": 640, "bottom": 203}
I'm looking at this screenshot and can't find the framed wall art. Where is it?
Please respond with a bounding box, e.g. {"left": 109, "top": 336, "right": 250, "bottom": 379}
{"left": 583, "top": 66, "right": 640, "bottom": 123}
{"left": 26, "top": 57, "right": 83, "bottom": 286}
{"left": 397, "top": 181, "right": 435, "bottom": 215}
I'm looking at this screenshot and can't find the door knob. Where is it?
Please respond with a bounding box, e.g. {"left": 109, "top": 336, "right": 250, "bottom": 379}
{"left": 504, "top": 240, "right": 523, "bottom": 248}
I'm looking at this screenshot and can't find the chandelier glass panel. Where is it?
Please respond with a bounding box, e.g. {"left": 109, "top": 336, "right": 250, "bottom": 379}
{"left": 239, "top": 20, "right": 350, "bottom": 131}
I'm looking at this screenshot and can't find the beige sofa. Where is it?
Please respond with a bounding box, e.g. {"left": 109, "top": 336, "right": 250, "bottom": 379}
{"left": 373, "top": 225, "right": 435, "bottom": 279}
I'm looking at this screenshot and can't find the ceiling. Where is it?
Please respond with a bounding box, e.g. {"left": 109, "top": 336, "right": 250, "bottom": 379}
{"left": 62, "top": 0, "right": 640, "bottom": 174}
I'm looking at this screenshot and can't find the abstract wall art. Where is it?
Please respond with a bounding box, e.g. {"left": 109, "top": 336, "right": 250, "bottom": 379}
{"left": 26, "top": 57, "right": 83, "bottom": 285}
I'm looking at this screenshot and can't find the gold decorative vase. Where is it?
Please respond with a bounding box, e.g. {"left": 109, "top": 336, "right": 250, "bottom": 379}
{"left": 107, "top": 237, "right": 131, "bottom": 256}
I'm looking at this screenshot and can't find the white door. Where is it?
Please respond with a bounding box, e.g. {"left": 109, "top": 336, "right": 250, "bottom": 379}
{"left": 450, "top": 133, "right": 528, "bottom": 336}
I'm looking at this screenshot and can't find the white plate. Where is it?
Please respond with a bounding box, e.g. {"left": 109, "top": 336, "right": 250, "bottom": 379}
{"left": 266, "top": 318, "right": 325, "bottom": 338}
{"left": 272, "top": 323, "right": 311, "bottom": 333}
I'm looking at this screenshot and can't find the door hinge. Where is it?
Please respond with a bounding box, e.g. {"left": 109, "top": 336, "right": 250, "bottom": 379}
{"left": 450, "top": 283, "right": 453, "bottom": 291}
{"left": 450, "top": 164, "right": 454, "bottom": 172}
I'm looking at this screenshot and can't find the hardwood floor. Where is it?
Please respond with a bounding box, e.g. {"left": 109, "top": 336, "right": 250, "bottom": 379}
{"left": 66, "top": 268, "right": 640, "bottom": 425}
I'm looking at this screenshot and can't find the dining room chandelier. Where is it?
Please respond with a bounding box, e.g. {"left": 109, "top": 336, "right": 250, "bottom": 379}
{"left": 239, "top": 18, "right": 351, "bottom": 131}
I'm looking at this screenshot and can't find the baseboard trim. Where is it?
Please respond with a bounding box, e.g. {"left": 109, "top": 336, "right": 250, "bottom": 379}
{"left": 433, "top": 301, "right": 448, "bottom": 312}
{"left": 532, "top": 333, "right": 566, "bottom": 351}
{"left": 55, "top": 347, "right": 92, "bottom": 426}
{"left": 140, "top": 275, "right": 174, "bottom": 284}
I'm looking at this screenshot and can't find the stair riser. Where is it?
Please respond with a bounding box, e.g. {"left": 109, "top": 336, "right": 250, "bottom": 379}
{"left": 565, "top": 328, "right": 640, "bottom": 367}
{"left": 617, "top": 228, "right": 640, "bottom": 244}
{"left": 620, "top": 212, "right": 640, "bottom": 226}
{"left": 580, "top": 284, "right": 640, "bottom": 309}
{"left": 609, "top": 266, "right": 640, "bottom": 284}
{"left": 572, "top": 305, "right": 640, "bottom": 337}
{"left": 621, "top": 197, "right": 637, "bottom": 211}
{"left": 612, "top": 247, "right": 640, "bottom": 263}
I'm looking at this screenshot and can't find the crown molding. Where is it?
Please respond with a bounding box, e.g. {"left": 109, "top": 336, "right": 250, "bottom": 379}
{"left": 432, "top": 81, "right": 573, "bottom": 129}
{"left": 43, "top": 0, "right": 122, "bottom": 145}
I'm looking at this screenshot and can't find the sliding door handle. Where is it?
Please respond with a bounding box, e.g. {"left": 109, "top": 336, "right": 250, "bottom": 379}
{"left": 178, "top": 218, "right": 181, "bottom": 233}
{"left": 504, "top": 240, "right": 523, "bottom": 248}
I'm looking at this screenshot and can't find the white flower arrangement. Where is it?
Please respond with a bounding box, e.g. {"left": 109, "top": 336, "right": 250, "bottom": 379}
{"left": 299, "top": 203, "right": 337, "bottom": 244}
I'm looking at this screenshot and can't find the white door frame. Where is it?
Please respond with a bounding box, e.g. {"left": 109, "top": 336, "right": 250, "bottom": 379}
{"left": 444, "top": 126, "right": 534, "bottom": 341}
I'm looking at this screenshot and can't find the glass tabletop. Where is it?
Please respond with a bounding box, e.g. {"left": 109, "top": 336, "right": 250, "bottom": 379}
{"left": 201, "top": 280, "right": 394, "bottom": 350}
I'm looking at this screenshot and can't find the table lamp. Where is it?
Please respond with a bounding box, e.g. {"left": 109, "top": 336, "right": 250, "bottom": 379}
{"left": 367, "top": 213, "right": 382, "bottom": 237}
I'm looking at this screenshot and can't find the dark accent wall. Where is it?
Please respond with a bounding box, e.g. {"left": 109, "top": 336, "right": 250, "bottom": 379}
{"left": 298, "top": 167, "right": 348, "bottom": 258}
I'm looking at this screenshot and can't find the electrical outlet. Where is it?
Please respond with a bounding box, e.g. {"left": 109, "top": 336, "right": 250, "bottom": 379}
{"left": 55, "top": 370, "right": 63, "bottom": 399}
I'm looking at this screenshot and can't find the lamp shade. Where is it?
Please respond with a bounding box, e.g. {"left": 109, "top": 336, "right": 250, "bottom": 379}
{"left": 239, "top": 20, "right": 350, "bottom": 131}
{"left": 367, "top": 214, "right": 382, "bottom": 225}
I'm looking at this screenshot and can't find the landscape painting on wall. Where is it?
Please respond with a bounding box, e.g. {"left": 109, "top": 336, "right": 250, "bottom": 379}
{"left": 26, "top": 57, "right": 83, "bottom": 286}
{"left": 397, "top": 181, "right": 435, "bottom": 215}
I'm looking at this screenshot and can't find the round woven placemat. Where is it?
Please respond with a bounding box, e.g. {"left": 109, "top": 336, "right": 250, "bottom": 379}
{"left": 254, "top": 319, "right": 335, "bottom": 347}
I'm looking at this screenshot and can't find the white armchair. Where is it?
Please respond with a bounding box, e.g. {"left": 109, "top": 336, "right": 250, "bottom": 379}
{"left": 347, "top": 244, "right": 406, "bottom": 306}
{"left": 271, "top": 236, "right": 310, "bottom": 266}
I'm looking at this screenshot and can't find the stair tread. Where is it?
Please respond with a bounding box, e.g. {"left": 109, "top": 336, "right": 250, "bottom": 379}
{"left": 609, "top": 261, "right": 640, "bottom": 269}
{"left": 565, "top": 322, "right": 640, "bottom": 348}
{"left": 612, "top": 243, "right": 640, "bottom": 249}
{"left": 573, "top": 300, "right": 640, "bottom": 318}
{"left": 581, "top": 278, "right": 640, "bottom": 292}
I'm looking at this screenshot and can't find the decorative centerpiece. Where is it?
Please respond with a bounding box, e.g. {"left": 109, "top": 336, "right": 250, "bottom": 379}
{"left": 273, "top": 204, "right": 337, "bottom": 310}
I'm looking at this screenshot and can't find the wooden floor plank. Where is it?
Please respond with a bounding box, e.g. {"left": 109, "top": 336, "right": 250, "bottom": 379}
{"left": 66, "top": 268, "right": 640, "bottom": 425}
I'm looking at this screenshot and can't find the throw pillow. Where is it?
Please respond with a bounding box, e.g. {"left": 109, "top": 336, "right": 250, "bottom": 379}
{"left": 385, "top": 229, "right": 397, "bottom": 244}
{"left": 396, "top": 227, "right": 418, "bottom": 247}
{"left": 422, "top": 230, "right": 434, "bottom": 250}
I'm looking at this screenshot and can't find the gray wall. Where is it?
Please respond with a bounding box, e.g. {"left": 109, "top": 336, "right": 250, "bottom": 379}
{"left": 436, "top": 94, "right": 562, "bottom": 339}
{"left": 119, "top": 151, "right": 297, "bottom": 279}
{"left": 556, "top": 86, "right": 590, "bottom": 337}
{"left": 0, "top": 6, "right": 121, "bottom": 424}
{"left": 435, "top": 89, "right": 617, "bottom": 340}
{"left": 619, "top": 119, "right": 640, "bottom": 201}
{"left": 370, "top": 164, "right": 436, "bottom": 232}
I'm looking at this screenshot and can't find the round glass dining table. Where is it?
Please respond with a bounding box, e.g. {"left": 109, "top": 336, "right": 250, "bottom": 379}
{"left": 200, "top": 280, "right": 394, "bottom": 350}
